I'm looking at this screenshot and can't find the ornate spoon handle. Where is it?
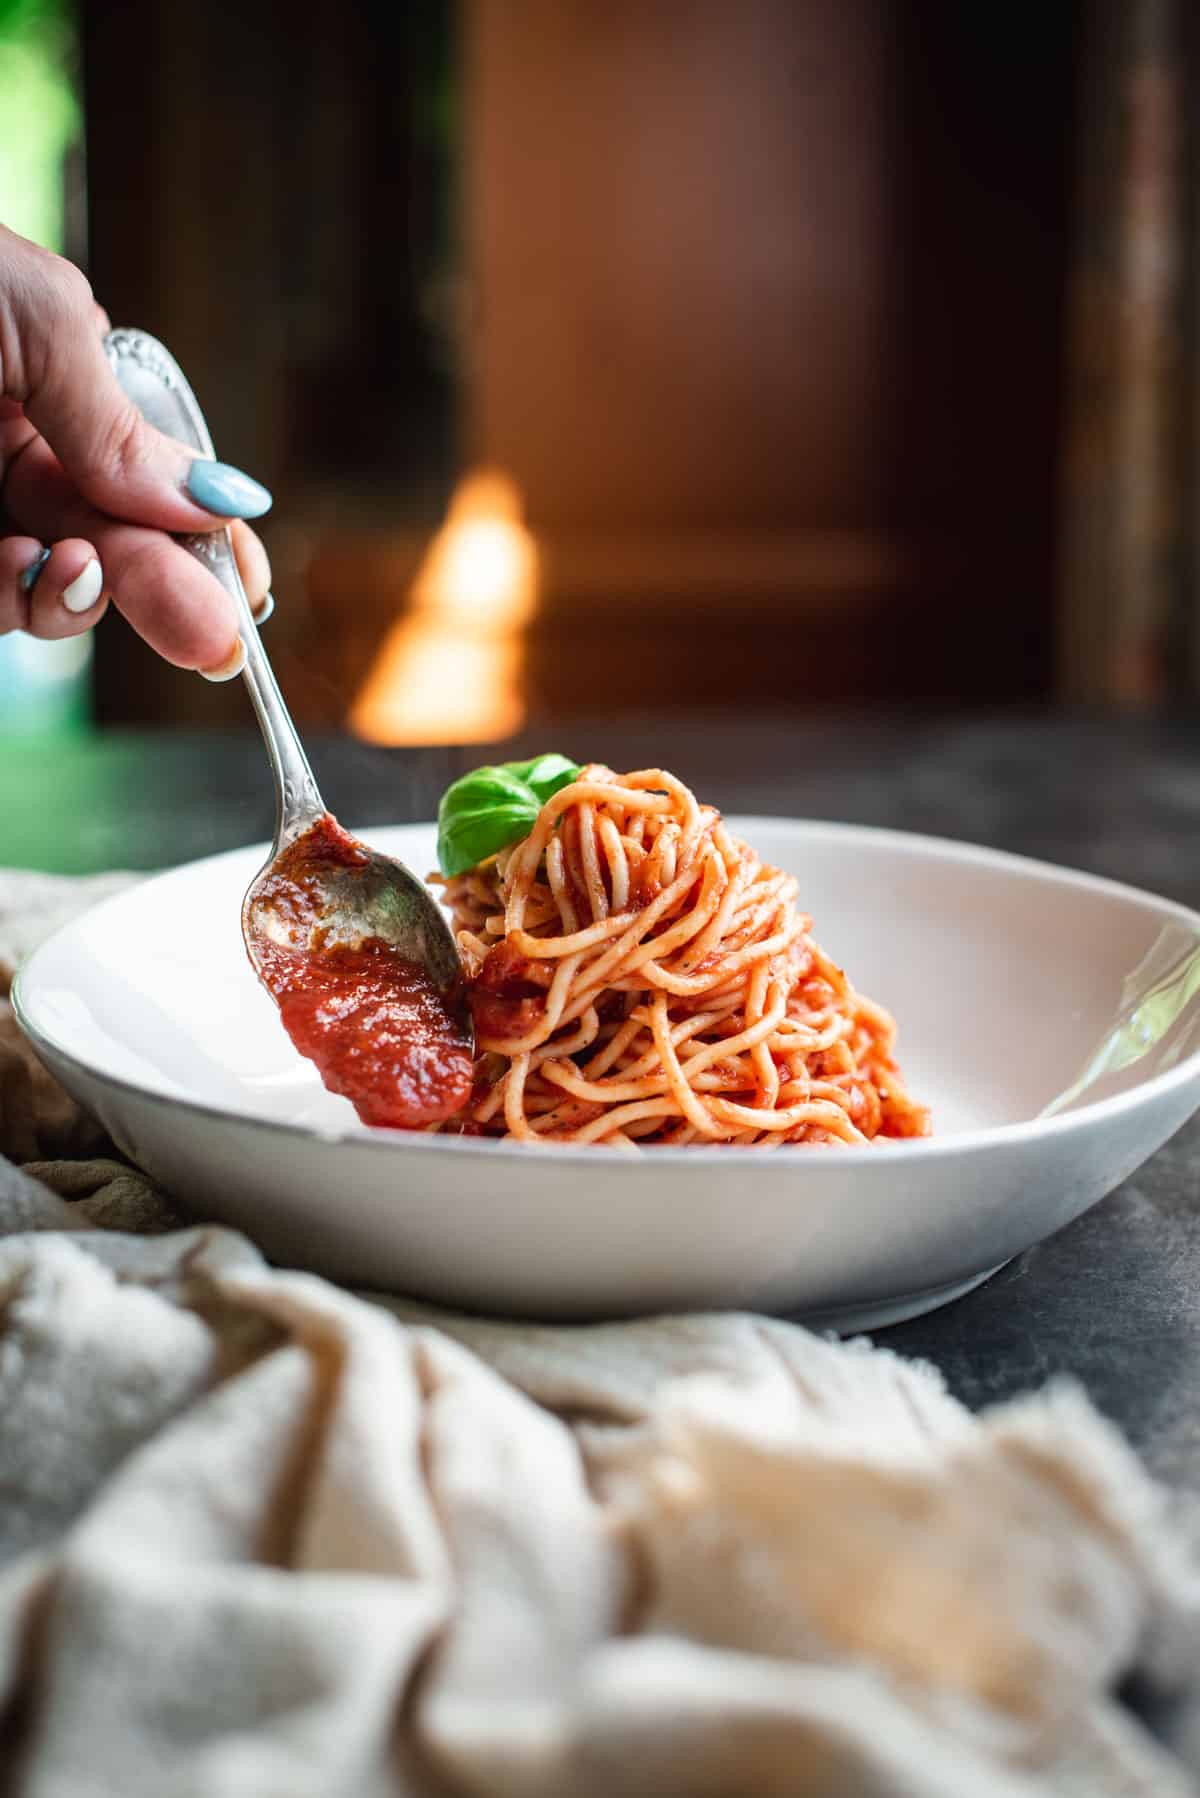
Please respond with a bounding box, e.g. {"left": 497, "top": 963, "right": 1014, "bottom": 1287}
{"left": 104, "top": 327, "right": 324, "bottom": 853}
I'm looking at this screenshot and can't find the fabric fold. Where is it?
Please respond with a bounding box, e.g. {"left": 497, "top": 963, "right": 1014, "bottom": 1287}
{"left": 1, "top": 867, "right": 1199, "bottom": 1796}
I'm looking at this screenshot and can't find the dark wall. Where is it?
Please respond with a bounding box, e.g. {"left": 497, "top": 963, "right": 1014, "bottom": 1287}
{"left": 82, "top": 0, "right": 1078, "bottom": 727}
{"left": 82, "top": 0, "right": 456, "bottom": 726}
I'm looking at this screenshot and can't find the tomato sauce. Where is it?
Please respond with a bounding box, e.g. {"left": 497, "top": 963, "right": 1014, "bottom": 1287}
{"left": 469, "top": 939, "right": 549, "bottom": 1044}
{"left": 251, "top": 816, "right": 473, "bottom": 1130}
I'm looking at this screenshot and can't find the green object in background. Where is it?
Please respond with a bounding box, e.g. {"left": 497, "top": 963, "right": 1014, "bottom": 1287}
{"left": 0, "top": 0, "right": 91, "bottom": 741}
{"left": 0, "top": 734, "right": 153, "bottom": 871}
{"left": 0, "top": 633, "right": 91, "bottom": 740}
{"left": 0, "top": 0, "right": 79, "bottom": 250}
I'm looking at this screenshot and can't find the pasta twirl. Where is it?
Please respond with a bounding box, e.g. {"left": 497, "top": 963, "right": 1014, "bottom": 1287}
{"left": 431, "top": 765, "right": 929, "bottom": 1148}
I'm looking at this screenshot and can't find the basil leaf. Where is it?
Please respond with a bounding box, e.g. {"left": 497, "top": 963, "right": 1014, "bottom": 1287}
{"left": 502, "top": 753, "right": 583, "bottom": 806}
{"left": 437, "top": 754, "right": 582, "bottom": 876}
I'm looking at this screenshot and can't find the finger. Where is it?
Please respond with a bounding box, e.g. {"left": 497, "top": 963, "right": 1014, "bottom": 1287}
{"left": 3, "top": 438, "right": 240, "bottom": 669}
{"left": 26, "top": 538, "right": 108, "bottom": 640}
{"left": 92, "top": 301, "right": 112, "bottom": 336}
{"left": 0, "top": 534, "right": 45, "bottom": 633}
{"left": 230, "top": 519, "right": 272, "bottom": 614}
{"left": 107, "top": 524, "right": 241, "bottom": 669}
{"left": 0, "top": 397, "right": 37, "bottom": 476}
{"left": 13, "top": 253, "right": 272, "bottom": 533}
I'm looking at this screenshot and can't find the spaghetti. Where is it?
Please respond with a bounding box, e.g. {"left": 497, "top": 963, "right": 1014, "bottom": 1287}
{"left": 433, "top": 764, "right": 929, "bottom": 1148}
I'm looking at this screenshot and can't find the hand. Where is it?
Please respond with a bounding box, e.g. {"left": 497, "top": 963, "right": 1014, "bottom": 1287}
{"left": 0, "top": 223, "right": 273, "bottom": 679}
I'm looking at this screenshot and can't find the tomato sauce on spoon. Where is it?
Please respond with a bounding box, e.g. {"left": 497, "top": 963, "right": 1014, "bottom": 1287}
{"left": 250, "top": 816, "right": 473, "bottom": 1129}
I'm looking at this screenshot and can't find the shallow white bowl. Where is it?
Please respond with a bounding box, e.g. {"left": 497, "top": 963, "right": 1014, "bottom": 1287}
{"left": 15, "top": 820, "right": 1200, "bottom": 1329}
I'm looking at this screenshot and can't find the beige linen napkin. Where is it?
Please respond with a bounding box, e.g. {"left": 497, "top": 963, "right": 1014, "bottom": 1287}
{"left": 1, "top": 869, "right": 1198, "bottom": 1798}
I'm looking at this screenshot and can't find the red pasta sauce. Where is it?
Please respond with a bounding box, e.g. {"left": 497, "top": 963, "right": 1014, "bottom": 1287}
{"left": 251, "top": 816, "right": 472, "bottom": 1129}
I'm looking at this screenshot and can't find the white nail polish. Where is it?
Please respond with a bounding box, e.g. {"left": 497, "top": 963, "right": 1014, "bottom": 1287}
{"left": 62, "top": 560, "right": 103, "bottom": 614}
{"left": 199, "top": 637, "right": 247, "bottom": 682}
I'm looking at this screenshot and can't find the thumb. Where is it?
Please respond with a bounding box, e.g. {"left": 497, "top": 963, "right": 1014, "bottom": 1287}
{"left": 17, "top": 260, "right": 271, "bottom": 532}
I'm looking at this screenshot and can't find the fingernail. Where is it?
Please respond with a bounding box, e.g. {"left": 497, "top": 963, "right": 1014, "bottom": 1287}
{"left": 185, "top": 460, "right": 273, "bottom": 519}
{"left": 62, "top": 559, "right": 104, "bottom": 614}
{"left": 199, "top": 637, "right": 247, "bottom": 682}
{"left": 252, "top": 591, "right": 274, "bottom": 625}
{"left": 19, "top": 548, "right": 51, "bottom": 593}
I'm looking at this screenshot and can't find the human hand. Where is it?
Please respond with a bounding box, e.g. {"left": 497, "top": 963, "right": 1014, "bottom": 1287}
{"left": 0, "top": 223, "right": 272, "bottom": 679}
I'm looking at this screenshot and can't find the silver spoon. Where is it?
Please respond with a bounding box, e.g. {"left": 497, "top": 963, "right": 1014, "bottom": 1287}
{"left": 104, "top": 328, "right": 472, "bottom": 1119}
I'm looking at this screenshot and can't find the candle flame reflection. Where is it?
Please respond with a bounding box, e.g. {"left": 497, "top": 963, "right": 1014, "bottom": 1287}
{"left": 350, "top": 471, "right": 537, "bottom": 744}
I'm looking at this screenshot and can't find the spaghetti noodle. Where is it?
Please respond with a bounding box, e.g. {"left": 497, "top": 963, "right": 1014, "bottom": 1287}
{"left": 433, "top": 764, "right": 929, "bottom": 1148}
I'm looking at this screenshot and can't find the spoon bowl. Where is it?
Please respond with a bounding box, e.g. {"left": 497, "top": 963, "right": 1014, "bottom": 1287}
{"left": 241, "top": 818, "right": 467, "bottom": 1008}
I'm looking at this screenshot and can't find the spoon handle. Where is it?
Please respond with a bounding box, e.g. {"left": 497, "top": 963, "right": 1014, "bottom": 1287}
{"left": 103, "top": 328, "right": 325, "bottom": 852}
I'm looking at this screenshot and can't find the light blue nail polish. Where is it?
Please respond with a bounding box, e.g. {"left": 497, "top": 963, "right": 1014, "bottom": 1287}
{"left": 19, "top": 548, "right": 51, "bottom": 592}
{"left": 186, "top": 459, "right": 273, "bottom": 519}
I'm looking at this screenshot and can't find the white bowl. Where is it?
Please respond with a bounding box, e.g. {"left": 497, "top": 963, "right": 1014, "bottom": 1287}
{"left": 15, "top": 820, "right": 1200, "bottom": 1330}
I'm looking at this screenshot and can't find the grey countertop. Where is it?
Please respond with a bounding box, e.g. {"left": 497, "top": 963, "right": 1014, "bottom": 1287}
{"left": 6, "top": 709, "right": 1200, "bottom": 1493}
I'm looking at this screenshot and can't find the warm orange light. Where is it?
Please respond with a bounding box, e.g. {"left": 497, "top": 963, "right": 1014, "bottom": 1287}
{"left": 350, "top": 471, "right": 537, "bottom": 745}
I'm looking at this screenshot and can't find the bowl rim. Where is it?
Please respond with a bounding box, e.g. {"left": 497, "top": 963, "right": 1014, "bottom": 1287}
{"left": 14, "top": 814, "right": 1200, "bottom": 1168}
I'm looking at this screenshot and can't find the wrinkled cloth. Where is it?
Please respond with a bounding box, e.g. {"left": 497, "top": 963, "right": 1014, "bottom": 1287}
{"left": 1, "top": 871, "right": 1200, "bottom": 1798}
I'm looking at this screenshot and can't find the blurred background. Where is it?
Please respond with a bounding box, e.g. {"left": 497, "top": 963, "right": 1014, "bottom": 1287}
{"left": 2, "top": 0, "right": 1198, "bottom": 750}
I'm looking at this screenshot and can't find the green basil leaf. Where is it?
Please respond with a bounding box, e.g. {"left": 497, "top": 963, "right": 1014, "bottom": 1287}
{"left": 502, "top": 753, "right": 583, "bottom": 805}
{"left": 437, "top": 754, "right": 582, "bottom": 876}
